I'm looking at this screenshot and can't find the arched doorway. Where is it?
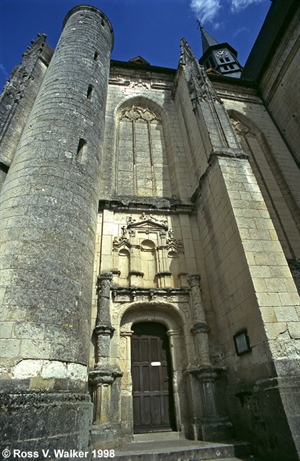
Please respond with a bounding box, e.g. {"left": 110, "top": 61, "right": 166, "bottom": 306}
{"left": 131, "top": 322, "right": 176, "bottom": 433}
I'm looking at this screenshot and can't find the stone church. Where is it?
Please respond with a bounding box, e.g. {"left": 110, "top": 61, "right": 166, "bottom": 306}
{"left": 0, "top": 0, "right": 299, "bottom": 460}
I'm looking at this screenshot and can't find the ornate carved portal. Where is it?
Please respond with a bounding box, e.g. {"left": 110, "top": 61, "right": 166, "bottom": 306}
{"left": 90, "top": 212, "right": 232, "bottom": 443}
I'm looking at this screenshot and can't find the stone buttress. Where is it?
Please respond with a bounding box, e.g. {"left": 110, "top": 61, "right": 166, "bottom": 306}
{"left": 174, "top": 39, "right": 300, "bottom": 461}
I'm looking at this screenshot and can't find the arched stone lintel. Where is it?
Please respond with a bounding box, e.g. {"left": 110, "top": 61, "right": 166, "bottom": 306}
{"left": 115, "top": 95, "right": 169, "bottom": 126}
{"left": 119, "top": 300, "right": 185, "bottom": 333}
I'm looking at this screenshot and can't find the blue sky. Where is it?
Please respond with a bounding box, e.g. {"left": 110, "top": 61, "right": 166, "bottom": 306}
{"left": 0, "top": 0, "right": 271, "bottom": 91}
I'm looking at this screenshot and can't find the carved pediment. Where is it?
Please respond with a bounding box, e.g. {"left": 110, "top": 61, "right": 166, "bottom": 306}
{"left": 113, "top": 213, "right": 183, "bottom": 255}
{"left": 127, "top": 219, "right": 168, "bottom": 232}
{"left": 126, "top": 213, "right": 168, "bottom": 233}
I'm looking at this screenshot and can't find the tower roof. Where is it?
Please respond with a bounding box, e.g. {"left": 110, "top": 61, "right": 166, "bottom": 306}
{"left": 200, "top": 25, "right": 219, "bottom": 54}
{"left": 198, "top": 24, "right": 243, "bottom": 78}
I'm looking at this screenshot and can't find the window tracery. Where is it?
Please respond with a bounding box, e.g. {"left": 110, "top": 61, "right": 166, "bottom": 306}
{"left": 116, "top": 104, "right": 172, "bottom": 198}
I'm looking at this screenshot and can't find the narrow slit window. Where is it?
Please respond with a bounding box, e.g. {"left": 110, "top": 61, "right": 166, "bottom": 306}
{"left": 87, "top": 84, "right": 93, "bottom": 100}
{"left": 94, "top": 51, "right": 99, "bottom": 61}
{"left": 0, "top": 162, "right": 9, "bottom": 174}
{"left": 77, "top": 138, "right": 87, "bottom": 162}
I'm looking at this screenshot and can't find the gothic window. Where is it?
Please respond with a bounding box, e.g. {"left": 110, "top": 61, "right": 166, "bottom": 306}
{"left": 117, "top": 105, "right": 172, "bottom": 198}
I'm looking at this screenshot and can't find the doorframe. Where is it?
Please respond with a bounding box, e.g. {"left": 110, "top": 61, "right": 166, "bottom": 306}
{"left": 131, "top": 321, "right": 176, "bottom": 432}
{"left": 119, "top": 301, "right": 186, "bottom": 436}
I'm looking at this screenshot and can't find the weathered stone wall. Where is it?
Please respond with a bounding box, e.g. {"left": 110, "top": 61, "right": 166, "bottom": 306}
{"left": 196, "top": 156, "right": 299, "bottom": 460}
{"left": 1, "top": 2, "right": 299, "bottom": 457}
{"left": 212, "top": 79, "right": 300, "bottom": 259}
{"left": 172, "top": 51, "right": 300, "bottom": 458}
{"left": 0, "top": 5, "right": 113, "bottom": 451}
{"left": 100, "top": 64, "right": 193, "bottom": 202}
{"left": 259, "top": 5, "right": 300, "bottom": 166}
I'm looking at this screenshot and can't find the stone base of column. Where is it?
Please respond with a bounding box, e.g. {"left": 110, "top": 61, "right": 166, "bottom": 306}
{"left": 0, "top": 391, "right": 92, "bottom": 453}
{"left": 227, "top": 375, "right": 300, "bottom": 461}
{"left": 197, "top": 418, "right": 235, "bottom": 442}
{"left": 91, "top": 423, "right": 125, "bottom": 449}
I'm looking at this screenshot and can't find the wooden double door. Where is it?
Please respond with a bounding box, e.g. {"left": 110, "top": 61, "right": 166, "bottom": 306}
{"left": 131, "top": 322, "right": 176, "bottom": 433}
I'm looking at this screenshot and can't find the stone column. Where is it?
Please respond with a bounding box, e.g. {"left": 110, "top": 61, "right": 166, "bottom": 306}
{"left": 188, "top": 274, "right": 211, "bottom": 366}
{"left": 156, "top": 230, "right": 172, "bottom": 287}
{"left": 187, "top": 274, "right": 232, "bottom": 440}
{"left": 0, "top": 5, "right": 114, "bottom": 452}
{"left": 120, "top": 330, "right": 134, "bottom": 435}
{"left": 89, "top": 273, "right": 122, "bottom": 426}
{"left": 129, "top": 246, "right": 144, "bottom": 286}
{"left": 167, "top": 329, "right": 183, "bottom": 432}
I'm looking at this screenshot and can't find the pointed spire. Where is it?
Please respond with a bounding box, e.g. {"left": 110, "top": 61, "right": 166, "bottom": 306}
{"left": 197, "top": 23, "right": 243, "bottom": 78}
{"left": 198, "top": 22, "right": 219, "bottom": 54}
{"left": 179, "top": 38, "right": 222, "bottom": 107}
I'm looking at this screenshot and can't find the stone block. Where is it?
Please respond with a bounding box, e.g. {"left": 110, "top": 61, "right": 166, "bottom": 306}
{"left": 0, "top": 322, "right": 14, "bottom": 339}
{"left": 256, "top": 292, "right": 281, "bottom": 307}
{"left": 288, "top": 322, "right": 300, "bottom": 339}
{"left": 0, "top": 339, "right": 20, "bottom": 358}
{"left": 279, "top": 292, "right": 300, "bottom": 306}
{"left": 274, "top": 306, "right": 299, "bottom": 322}
{"left": 13, "top": 359, "right": 43, "bottom": 378}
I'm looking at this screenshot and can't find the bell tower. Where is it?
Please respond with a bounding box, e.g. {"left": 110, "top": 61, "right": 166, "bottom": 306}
{"left": 198, "top": 24, "right": 243, "bottom": 77}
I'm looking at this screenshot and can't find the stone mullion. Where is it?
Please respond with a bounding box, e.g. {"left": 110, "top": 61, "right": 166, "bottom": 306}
{"left": 132, "top": 120, "right": 137, "bottom": 195}
{"left": 115, "top": 119, "right": 121, "bottom": 194}
{"left": 148, "top": 121, "right": 157, "bottom": 195}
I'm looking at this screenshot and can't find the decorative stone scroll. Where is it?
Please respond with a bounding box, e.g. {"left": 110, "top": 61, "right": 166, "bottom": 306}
{"left": 120, "top": 106, "right": 161, "bottom": 123}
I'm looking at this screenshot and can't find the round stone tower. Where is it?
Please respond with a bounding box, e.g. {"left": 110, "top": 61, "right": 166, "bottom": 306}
{"left": 0, "top": 5, "right": 113, "bottom": 450}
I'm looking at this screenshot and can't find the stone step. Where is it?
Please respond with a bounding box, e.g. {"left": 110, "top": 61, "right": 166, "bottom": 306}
{"left": 133, "top": 431, "right": 181, "bottom": 442}
{"left": 113, "top": 438, "right": 253, "bottom": 461}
